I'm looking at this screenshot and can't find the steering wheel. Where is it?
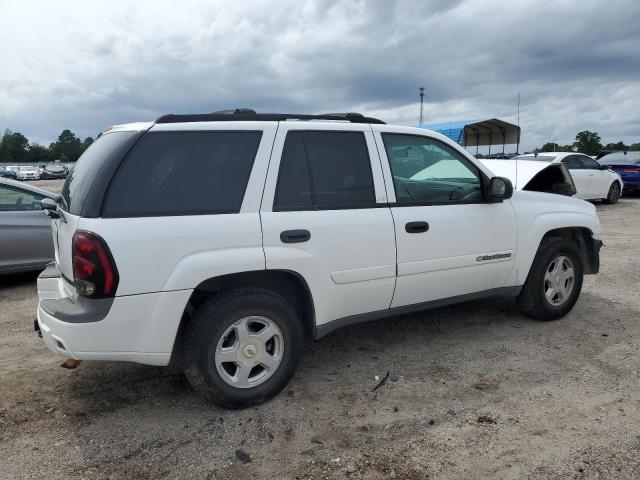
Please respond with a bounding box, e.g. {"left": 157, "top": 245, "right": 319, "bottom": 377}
{"left": 449, "top": 184, "right": 480, "bottom": 201}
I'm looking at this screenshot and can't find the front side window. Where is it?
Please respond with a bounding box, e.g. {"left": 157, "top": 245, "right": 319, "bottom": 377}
{"left": 103, "top": 131, "right": 262, "bottom": 217}
{"left": 0, "top": 186, "right": 43, "bottom": 211}
{"left": 381, "top": 134, "right": 483, "bottom": 204}
{"left": 274, "top": 131, "right": 375, "bottom": 210}
{"left": 580, "top": 156, "right": 600, "bottom": 170}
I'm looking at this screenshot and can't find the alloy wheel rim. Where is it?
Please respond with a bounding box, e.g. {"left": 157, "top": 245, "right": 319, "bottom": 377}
{"left": 611, "top": 184, "right": 619, "bottom": 202}
{"left": 214, "top": 316, "right": 284, "bottom": 389}
{"left": 543, "top": 255, "right": 575, "bottom": 307}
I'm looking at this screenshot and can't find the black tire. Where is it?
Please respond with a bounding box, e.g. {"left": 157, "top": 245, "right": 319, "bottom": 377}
{"left": 183, "top": 288, "right": 304, "bottom": 408}
{"left": 517, "top": 237, "right": 584, "bottom": 321}
{"left": 604, "top": 182, "right": 621, "bottom": 204}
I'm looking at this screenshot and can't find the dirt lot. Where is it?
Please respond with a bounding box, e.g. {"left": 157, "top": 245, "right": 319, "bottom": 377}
{"left": 1, "top": 184, "right": 640, "bottom": 479}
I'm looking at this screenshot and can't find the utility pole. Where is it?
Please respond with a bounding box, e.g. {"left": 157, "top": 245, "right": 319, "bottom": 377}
{"left": 419, "top": 87, "right": 425, "bottom": 125}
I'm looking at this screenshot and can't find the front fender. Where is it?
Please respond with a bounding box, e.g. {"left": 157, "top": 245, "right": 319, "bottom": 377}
{"left": 507, "top": 192, "right": 600, "bottom": 286}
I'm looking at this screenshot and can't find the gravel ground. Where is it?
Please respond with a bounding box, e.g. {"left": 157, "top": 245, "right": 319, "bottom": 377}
{"left": 1, "top": 186, "right": 640, "bottom": 479}
{"left": 29, "top": 179, "right": 65, "bottom": 194}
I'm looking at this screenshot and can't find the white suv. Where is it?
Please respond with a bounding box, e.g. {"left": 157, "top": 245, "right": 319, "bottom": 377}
{"left": 36, "top": 110, "right": 602, "bottom": 407}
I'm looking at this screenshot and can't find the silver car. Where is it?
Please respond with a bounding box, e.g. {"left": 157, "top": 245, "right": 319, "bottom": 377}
{"left": 0, "top": 178, "right": 56, "bottom": 274}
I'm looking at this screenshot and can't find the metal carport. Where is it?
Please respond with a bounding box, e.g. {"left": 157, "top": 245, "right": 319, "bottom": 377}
{"left": 420, "top": 118, "right": 521, "bottom": 154}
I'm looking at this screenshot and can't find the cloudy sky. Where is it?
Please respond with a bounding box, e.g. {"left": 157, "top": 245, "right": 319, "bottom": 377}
{"left": 1, "top": 0, "right": 639, "bottom": 152}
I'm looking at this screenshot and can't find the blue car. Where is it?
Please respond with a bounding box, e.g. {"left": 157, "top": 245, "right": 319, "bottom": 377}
{"left": 0, "top": 166, "right": 18, "bottom": 180}
{"left": 599, "top": 152, "right": 640, "bottom": 193}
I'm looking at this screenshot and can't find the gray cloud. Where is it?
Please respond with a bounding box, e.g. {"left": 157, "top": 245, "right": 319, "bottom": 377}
{"left": 1, "top": 0, "right": 639, "bottom": 151}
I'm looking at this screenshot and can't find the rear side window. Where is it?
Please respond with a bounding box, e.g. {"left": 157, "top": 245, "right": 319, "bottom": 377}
{"left": 103, "top": 131, "right": 262, "bottom": 217}
{"left": 274, "top": 131, "right": 375, "bottom": 210}
{"left": 60, "top": 131, "right": 140, "bottom": 215}
{"left": 561, "top": 156, "right": 583, "bottom": 170}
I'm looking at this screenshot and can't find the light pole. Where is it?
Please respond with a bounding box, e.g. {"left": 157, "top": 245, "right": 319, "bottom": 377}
{"left": 419, "top": 87, "right": 425, "bottom": 125}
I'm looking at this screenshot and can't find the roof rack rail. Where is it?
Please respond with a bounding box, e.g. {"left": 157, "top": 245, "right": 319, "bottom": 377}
{"left": 155, "top": 110, "right": 385, "bottom": 124}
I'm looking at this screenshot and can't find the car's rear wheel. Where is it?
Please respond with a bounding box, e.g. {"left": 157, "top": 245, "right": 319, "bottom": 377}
{"left": 604, "top": 182, "right": 621, "bottom": 204}
{"left": 517, "top": 237, "right": 583, "bottom": 321}
{"left": 183, "top": 288, "right": 304, "bottom": 408}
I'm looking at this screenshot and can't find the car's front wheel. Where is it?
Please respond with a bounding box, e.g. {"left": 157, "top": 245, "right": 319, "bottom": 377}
{"left": 183, "top": 288, "right": 304, "bottom": 408}
{"left": 517, "top": 237, "right": 584, "bottom": 321}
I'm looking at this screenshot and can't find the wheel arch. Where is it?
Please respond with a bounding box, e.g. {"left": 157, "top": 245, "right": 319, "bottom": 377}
{"left": 513, "top": 220, "right": 600, "bottom": 286}
{"left": 168, "top": 269, "right": 315, "bottom": 370}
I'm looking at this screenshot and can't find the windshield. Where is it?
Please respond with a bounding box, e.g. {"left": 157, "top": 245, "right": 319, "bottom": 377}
{"left": 513, "top": 155, "right": 557, "bottom": 162}
{"left": 60, "top": 131, "right": 140, "bottom": 214}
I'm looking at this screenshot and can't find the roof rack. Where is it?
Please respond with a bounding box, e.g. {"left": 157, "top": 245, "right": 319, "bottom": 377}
{"left": 155, "top": 109, "right": 385, "bottom": 124}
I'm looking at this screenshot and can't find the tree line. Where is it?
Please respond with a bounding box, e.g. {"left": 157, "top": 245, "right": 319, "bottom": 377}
{"left": 536, "top": 130, "right": 640, "bottom": 157}
{"left": 0, "top": 129, "right": 94, "bottom": 164}
{"left": 2, "top": 127, "right": 638, "bottom": 164}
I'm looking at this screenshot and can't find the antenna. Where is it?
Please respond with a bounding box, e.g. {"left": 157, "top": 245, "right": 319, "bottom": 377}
{"left": 516, "top": 92, "right": 521, "bottom": 154}
{"left": 419, "top": 87, "right": 425, "bottom": 125}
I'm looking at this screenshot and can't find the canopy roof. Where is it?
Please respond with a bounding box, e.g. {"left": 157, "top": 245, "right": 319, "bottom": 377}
{"left": 420, "top": 118, "right": 521, "bottom": 151}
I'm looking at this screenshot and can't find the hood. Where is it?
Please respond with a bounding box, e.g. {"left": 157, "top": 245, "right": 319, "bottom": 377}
{"left": 479, "top": 159, "right": 546, "bottom": 189}
{"left": 479, "top": 159, "right": 576, "bottom": 196}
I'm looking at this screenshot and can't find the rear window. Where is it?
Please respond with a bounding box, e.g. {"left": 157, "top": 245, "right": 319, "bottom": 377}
{"left": 102, "top": 131, "right": 262, "bottom": 217}
{"left": 60, "top": 131, "right": 140, "bottom": 215}
{"left": 274, "top": 131, "right": 375, "bottom": 210}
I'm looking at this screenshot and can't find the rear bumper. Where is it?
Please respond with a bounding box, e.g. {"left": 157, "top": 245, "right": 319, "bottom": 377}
{"left": 36, "top": 263, "right": 191, "bottom": 366}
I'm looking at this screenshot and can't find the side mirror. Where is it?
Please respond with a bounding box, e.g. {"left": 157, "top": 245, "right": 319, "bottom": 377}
{"left": 41, "top": 198, "right": 58, "bottom": 211}
{"left": 488, "top": 177, "right": 513, "bottom": 202}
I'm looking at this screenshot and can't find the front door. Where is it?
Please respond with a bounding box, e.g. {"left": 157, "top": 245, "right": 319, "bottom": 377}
{"left": 373, "top": 128, "right": 517, "bottom": 308}
{"left": 260, "top": 122, "right": 397, "bottom": 327}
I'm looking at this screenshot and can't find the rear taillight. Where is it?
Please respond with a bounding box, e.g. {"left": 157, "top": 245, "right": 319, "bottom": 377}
{"left": 72, "top": 231, "right": 119, "bottom": 298}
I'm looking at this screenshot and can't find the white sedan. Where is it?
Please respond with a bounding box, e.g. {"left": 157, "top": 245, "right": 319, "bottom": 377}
{"left": 17, "top": 166, "right": 40, "bottom": 181}
{"left": 511, "top": 152, "right": 623, "bottom": 204}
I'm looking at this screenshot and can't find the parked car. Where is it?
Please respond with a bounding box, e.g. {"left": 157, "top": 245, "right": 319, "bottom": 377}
{"left": 478, "top": 158, "right": 577, "bottom": 197}
{"left": 512, "top": 152, "right": 623, "bottom": 204}
{"left": 598, "top": 151, "right": 640, "bottom": 193}
{"left": 17, "top": 165, "right": 40, "bottom": 181}
{"left": 36, "top": 110, "right": 602, "bottom": 408}
{"left": 39, "top": 164, "right": 68, "bottom": 180}
{"left": 0, "top": 178, "right": 57, "bottom": 274}
{"left": 0, "top": 166, "right": 18, "bottom": 180}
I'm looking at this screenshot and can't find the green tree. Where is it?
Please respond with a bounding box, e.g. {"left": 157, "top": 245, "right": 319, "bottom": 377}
{"left": 630, "top": 142, "right": 640, "bottom": 151}
{"left": 83, "top": 136, "right": 94, "bottom": 149}
{"left": 50, "top": 129, "right": 83, "bottom": 162}
{"left": 572, "top": 130, "right": 602, "bottom": 156}
{"left": 603, "top": 141, "right": 628, "bottom": 151}
{"left": 27, "top": 143, "right": 52, "bottom": 164}
{"left": 539, "top": 142, "right": 573, "bottom": 152}
{"left": 0, "top": 129, "right": 30, "bottom": 163}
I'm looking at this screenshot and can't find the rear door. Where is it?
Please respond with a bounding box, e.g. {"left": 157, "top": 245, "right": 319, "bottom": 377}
{"left": 372, "top": 127, "right": 517, "bottom": 308}
{"left": 260, "top": 122, "right": 396, "bottom": 327}
{"left": 0, "top": 184, "right": 53, "bottom": 271}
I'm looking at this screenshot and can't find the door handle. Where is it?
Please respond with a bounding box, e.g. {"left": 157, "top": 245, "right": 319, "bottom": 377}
{"left": 405, "top": 221, "right": 429, "bottom": 233}
{"left": 280, "top": 229, "right": 311, "bottom": 243}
